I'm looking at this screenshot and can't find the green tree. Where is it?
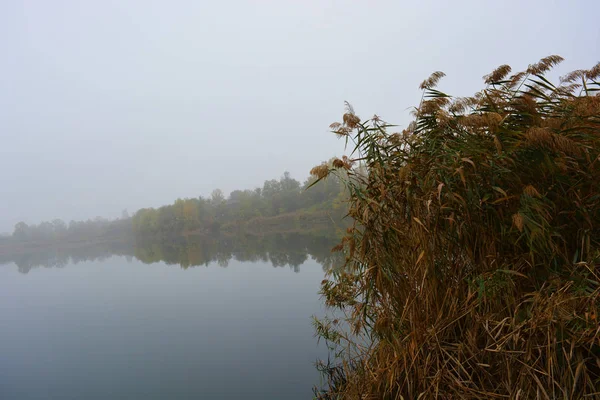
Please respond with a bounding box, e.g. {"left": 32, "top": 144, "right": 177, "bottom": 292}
{"left": 13, "top": 222, "right": 29, "bottom": 240}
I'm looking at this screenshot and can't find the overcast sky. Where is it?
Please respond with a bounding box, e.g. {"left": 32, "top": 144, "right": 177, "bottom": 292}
{"left": 1, "top": 0, "right": 598, "bottom": 232}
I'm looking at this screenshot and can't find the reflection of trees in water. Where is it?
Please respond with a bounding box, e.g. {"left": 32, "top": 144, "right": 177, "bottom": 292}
{"left": 0, "top": 241, "right": 134, "bottom": 274}
{"left": 0, "top": 233, "right": 346, "bottom": 273}
{"left": 134, "top": 233, "right": 342, "bottom": 272}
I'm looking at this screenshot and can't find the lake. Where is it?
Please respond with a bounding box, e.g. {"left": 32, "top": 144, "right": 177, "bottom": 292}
{"left": 0, "top": 234, "right": 340, "bottom": 399}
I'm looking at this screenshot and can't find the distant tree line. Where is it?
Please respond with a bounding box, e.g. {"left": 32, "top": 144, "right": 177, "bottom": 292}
{"left": 131, "top": 170, "right": 347, "bottom": 239}
{"left": 5, "top": 215, "right": 132, "bottom": 245}
{"left": 4, "top": 167, "right": 348, "bottom": 245}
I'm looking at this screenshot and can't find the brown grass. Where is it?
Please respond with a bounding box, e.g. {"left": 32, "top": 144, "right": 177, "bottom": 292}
{"left": 313, "top": 57, "right": 600, "bottom": 399}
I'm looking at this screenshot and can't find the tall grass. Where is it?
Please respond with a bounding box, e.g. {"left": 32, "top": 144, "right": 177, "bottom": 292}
{"left": 313, "top": 57, "right": 600, "bottom": 398}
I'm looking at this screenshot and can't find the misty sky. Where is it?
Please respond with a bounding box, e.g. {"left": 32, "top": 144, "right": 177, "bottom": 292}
{"left": 1, "top": 0, "right": 598, "bottom": 232}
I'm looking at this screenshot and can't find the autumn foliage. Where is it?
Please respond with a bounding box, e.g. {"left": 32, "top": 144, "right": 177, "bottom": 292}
{"left": 314, "top": 57, "right": 600, "bottom": 398}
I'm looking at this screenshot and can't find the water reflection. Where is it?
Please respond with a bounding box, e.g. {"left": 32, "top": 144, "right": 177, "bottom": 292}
{"left": 0, "top": 233, "right": 344, "bottom": 274}
{"left": 0, "top": 233, "right": 338, "bottom": 400}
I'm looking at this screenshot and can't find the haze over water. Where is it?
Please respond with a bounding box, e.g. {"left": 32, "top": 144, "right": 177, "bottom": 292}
{"left": 0, "top": 237, "right": 332, "bottom": 399}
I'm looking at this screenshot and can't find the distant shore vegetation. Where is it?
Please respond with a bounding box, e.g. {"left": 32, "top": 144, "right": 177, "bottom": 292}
{"left": 2, "top": 170, "right": 349, "bottom": 253}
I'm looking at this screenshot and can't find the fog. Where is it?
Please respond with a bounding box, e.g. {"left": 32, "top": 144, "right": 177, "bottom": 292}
{"left": 1, "top": 0, "right": 598, "bottom": 232}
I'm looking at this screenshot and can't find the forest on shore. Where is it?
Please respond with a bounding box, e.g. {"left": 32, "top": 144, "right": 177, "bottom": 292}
{"left": 0, "top": 169, "right": 348, "bottom": 254}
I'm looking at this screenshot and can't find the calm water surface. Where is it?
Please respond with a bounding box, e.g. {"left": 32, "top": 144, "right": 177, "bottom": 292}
{"left": 0, "top": 235, "right": 337, "bottom": 399}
